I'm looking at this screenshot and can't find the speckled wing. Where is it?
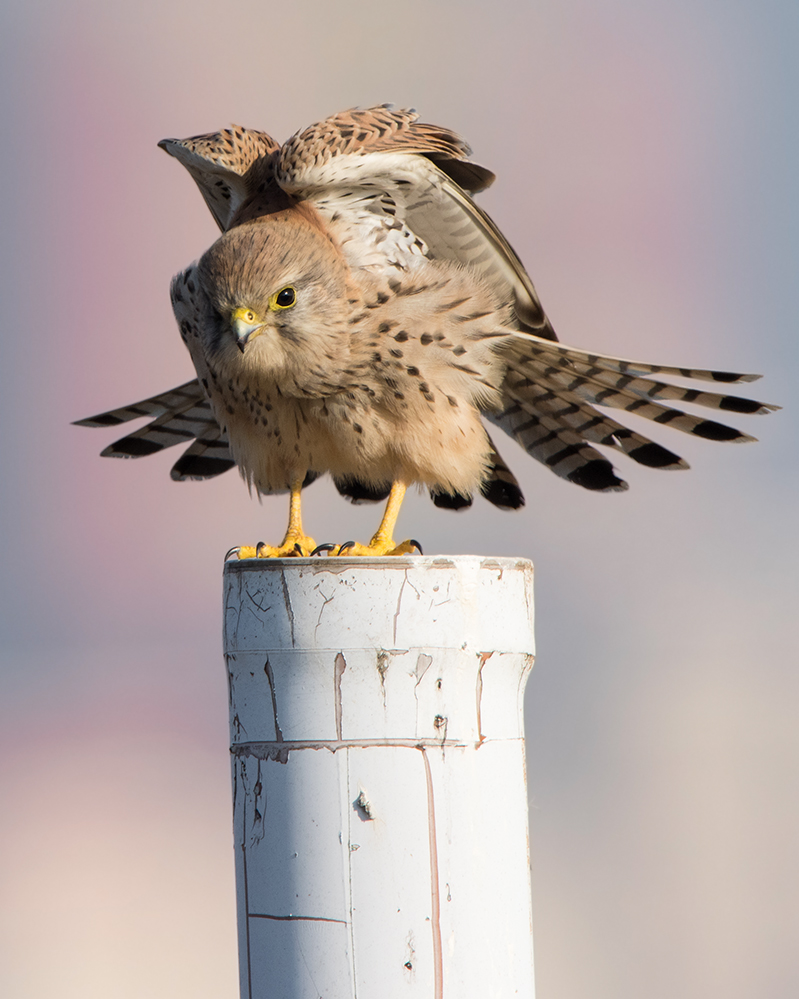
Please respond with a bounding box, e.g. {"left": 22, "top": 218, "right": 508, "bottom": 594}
{"left": 158, "top": 125, "right": 280, "bottom": 232}
{"left": 275, "top": 105, "right": 555, "bottom": 339}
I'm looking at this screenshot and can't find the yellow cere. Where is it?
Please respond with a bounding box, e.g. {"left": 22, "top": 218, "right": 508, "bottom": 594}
{"left": 232, "top": 307, "right": 259, "bottom": 324}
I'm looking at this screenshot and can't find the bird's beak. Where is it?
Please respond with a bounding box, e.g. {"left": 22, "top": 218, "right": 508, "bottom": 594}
{"left": 231, "top": 309, "right": 266, "bottom": 352}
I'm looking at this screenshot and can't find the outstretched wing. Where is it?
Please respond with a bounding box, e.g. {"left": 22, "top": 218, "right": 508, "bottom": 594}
{"left": 489, "top": 334, "right": 778, "bottom": 491}
{"left": 275, "top": 105, "right": 556, "bottom": 339}
{"left": 75, "top": 380, "right": 236, "bottom": 481}
{"left": 158, "top": 126, "right": 280, "bottom": 232}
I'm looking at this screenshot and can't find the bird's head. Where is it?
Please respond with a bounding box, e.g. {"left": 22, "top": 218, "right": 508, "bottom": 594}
{"left": 196, "top": 211, "right": 351, "bottom": 372}
{"left": 229, "top": 287, "right": 297, "bottom": 352}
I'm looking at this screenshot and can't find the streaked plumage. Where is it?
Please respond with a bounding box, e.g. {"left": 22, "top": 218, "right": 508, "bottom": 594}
{"left": 77, "top": 106, "right": 775, "bottom": 555}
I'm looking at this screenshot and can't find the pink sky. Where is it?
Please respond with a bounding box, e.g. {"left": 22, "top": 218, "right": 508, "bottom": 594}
{"left": 1, "top": 1, "right": 796, "bottom": 997}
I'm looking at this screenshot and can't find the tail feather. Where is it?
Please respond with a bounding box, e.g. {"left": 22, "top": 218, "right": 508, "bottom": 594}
{"left": 100, "top": 396, "right": 221, "bottom": 459}
{"left": 430, "top": 436, "right": 526, "bottom": 510}
{"left": 479, "top": 439, "right": 525, "bottom": 508}
{"left": 334, "top": 477, "right": 392, "bottom": 504}
{"left": 77, "top": 379, "right": 237, "bottom": 481}
{"left": 74, "top": 380, "right": 205, "bottom": 428}
{"left": 170, "top": 424, "right": 235, "bottom": 480}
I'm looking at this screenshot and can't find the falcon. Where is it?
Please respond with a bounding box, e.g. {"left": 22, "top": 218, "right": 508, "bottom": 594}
{"left": 77, "top": 106, "right": 775, "bottom": 557}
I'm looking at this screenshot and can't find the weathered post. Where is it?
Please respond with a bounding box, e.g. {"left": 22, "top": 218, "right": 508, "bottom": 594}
{"left": 223, "top": 555, "right": 536, "bottom": 998}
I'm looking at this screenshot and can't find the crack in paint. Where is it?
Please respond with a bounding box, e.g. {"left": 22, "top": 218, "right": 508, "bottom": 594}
{"left": 392, "top": 570, "right": 422, "bottom": 644}
{"left": 314, "top": 588, "right": 335, "bottom": 642}
{"left": 245, "top": 588, "right": 271, "bottom": 614}
{"left": 248, "top": 913, "right": 348, "bottom": 925}
{"left": 516, "top": 652, "right": 536, "bottom": 722}
{"left": 476, "top": 651, "right": 493, "bottom": 746}
{"left": 241, "top": 782, "right": 253, "bottom": 999}
{"left": 280, "top": 571, "right": 295, "bottom": 647}
{"left": 232, "top": 737, "right": 467, "bottom": 758}
{"left": 420, "top": 748, "right": 443, "bottom": 999}
{"left": 392, "top": 572, "right": 407, "bottom": 645}
{"left": 344, "top": 746, "right": 358, "bottom": 997}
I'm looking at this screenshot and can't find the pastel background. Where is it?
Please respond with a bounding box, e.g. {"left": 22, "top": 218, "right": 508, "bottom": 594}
{"left": 1, "top": 1, "right": 796, "bottom": 997}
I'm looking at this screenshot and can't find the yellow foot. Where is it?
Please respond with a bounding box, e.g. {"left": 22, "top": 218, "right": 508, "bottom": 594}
{"left": 229, "top": 533, "right": 316, "bottom": 559}
{"left": 323, "top": 536, "right": 423, "bottom": 557}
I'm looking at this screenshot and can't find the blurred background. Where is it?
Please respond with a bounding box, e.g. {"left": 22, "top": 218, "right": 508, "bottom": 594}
{"left": 0, "top": 1, "right": 796, "bottom": 996}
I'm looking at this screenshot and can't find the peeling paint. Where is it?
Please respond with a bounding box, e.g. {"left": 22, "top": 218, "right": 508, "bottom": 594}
{"left": 263, "top": 658, "right": 288, "bottom": 764}
{"left": 225, "top": 557, "right": 536, "bottom": 998}
{"left": 480, "top": 558, "right": 505, "bottom": 580}
{"left": 353, "top": 788, "right": 374, "bottom": 821}
{"left": 250, "top": 761, "right": 265, "bottom": 845}
{"left": 403, "top": 930, "right": 416, "bottom": 977}
{"left": 415, "top": 653, "right": 433, "bottom": 685}
{"left": 334, "top": 652, "right": 347, "bottom": 740}
{"left": 231, "top": 712, "right": 248, "bottom": 740}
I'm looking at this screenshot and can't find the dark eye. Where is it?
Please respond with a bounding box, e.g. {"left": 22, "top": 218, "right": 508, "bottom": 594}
{"left": 275, "top": 287, "right": 296, "bottom": 308}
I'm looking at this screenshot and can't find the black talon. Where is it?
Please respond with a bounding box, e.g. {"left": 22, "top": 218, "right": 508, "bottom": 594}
{"left": 311, "top": 543, "right": 336, "bottom": 556}
{"left": 338, "top": 541, "right": 356, "bottom": 554}
{"left": 408, "top": 539, "right": 424, "bottom": 555}
{"left": 292, "top": 543, "right": 305, "bottom": 556}
{"left": 255, "top": 542, "right": 268, "bottom": 557}
{"left": 225, "top": 546, "right": 241, "bottom": 561}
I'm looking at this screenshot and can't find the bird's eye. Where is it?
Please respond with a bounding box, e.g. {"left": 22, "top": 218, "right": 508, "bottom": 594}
{"left": 273, "top": 286, "right": 296, "bottom": 309}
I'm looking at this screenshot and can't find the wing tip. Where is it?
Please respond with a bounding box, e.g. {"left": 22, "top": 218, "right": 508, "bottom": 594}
{"left": 567, "top": 460, "right": 629, "bottom": 492}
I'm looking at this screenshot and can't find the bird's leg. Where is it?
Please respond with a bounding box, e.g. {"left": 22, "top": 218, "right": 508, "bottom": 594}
{"left": 332, "top": 481, "right": 421, "bottom": 557}
{"left": 236, "top": 479, "right": 316, "bottom": 558}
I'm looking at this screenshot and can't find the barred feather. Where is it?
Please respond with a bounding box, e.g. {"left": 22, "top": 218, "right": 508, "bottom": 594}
{"left": 499, "top": 382, "right": 687, "bottom": 471}
{"left": 78, "top": 107, "right": 776, "bottom": 523}
{"left": 486, "top": 334, "right": 777, "bottom": 490}
{"left": 74, "top": 380, "right": 205, "bottom": 428}
{"left": 487, "top": 398, "right": 627, "bottom": 491}
{"left": 430, "top": 438, "right": 525, "bottom": 510}
{"left": 170, "top": 424, "right": 235, "bottom": 481}
{"left": 75, "top": 380, "right": 235, "bottom": 480}
{"left": 506, "top": 336, "right": 765, "bottom": 386}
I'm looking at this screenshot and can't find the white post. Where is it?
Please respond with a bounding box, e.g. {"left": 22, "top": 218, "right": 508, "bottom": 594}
{"left": 223, "top": 555, "right": 536, "bottom": 999}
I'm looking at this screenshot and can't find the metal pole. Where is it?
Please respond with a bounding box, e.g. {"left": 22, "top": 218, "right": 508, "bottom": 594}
{"left": 224, "top": 555, "right": 536, "bottom": 998}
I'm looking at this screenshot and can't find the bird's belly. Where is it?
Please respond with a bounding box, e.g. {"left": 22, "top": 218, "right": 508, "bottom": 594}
{"left": 307, "top": 393, "right": 493, "bottom": 496}
{"left": 220, "top": 380, "right": 492, "bottom": 497}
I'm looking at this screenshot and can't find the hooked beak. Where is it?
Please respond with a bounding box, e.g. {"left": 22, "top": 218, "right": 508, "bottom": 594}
{"left": 231, "top": 308, "right": 266, "bottom": 352}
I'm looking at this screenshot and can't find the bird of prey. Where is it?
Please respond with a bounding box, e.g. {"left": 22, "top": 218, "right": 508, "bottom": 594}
{"left": 77, "top": 105, "right": 775, "bottom": 557}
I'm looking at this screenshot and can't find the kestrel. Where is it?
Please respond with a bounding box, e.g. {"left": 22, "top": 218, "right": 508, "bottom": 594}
{"left": 77, "top": 106, "right": 775, "bottom": 557}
